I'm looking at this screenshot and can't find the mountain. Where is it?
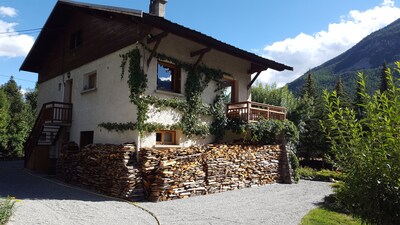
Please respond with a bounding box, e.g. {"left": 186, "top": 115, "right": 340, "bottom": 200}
{"left": 288, "top": 18, "right": 400, "bottom": 97}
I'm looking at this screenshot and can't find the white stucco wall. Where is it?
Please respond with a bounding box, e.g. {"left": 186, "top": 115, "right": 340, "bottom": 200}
{"left": 37, "top": 30, "right": 255, "bottom": 149}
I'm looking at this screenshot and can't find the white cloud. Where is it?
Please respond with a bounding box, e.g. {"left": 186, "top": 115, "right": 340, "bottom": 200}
{"left": 0, "top": 6, "right": 34, "bottom": 57}
{"left": 259, "top": 0, "right": 400, "bottom": 87}
{"left": 0, "top": 6, "right": 17, "bottom": 17}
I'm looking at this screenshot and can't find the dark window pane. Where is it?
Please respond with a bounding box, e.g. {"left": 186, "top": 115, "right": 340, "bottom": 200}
{"left": 156, "top": 132, "right": 162, "bottom": 142}
{"left": 80, "top": 131, "right": 93, "bottom": 148}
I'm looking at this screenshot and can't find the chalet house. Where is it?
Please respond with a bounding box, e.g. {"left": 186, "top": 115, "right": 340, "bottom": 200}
{"left": 21, "top": 0, "right": 292, "bottom": 171}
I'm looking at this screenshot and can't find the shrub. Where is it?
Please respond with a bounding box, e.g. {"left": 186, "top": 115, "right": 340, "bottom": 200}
{"left": 289, "top": 151, "right": 300, "bottom": 183}
{"left": 322, "top": 62, "right": 400, "bottom": 224}
{"left": 298, "top": 167, "right": 316, "bottom": 180}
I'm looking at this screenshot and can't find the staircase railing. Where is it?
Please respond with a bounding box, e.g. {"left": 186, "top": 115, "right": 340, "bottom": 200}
{"left": 24, "top": 102, "right": 72, "bottom": 167}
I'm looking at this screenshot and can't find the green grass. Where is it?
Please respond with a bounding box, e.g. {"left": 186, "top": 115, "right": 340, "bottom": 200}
{"left": 300, "top": 207, "right": 362, "bottom": 225}
{"left": 0, "top": 197, "right": 15, "bottom": 225}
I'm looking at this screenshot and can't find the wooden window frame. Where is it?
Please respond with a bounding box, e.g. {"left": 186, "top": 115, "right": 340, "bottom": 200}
{"left": 157, "top": 61, "right": 181, "bottom": 93}
{"left": 156, "top": 130, "right": 176, "bottom": 145}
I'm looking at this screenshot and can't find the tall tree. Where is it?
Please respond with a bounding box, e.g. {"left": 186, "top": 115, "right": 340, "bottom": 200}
{"left": 379, "top": 62, "right": 389, "bottom": 93}
{"left": 300, "top": 72, "right": 317, "bottom": 99}
{"left": 334, "top": 77, "right": 351, "bottom": 108}
{"left": 1, "top": 77, "right": 29, "bottom": 157}
{"left": 0, "top": 88, "right": 10, "bottom": 156}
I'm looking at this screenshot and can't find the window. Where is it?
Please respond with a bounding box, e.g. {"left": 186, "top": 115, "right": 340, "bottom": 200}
{"left": 157, "top": 61, "right": 181, "bottom": 93}
{"left": 80, "top": 131, "right": 94, "bottom": 148}
{"left": 83, "top": 72, "right": 96, "bottom": 90}
{"left": 221, "top": 78, "right": 238, "bottom": 103}
{"left": 156, "top": 130, "right": 176, "bottom": 145}
{"left": 69, "top": 30, "right": 82, "bottom": 49}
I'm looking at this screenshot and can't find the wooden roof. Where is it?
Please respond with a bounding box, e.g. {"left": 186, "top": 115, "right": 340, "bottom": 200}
{"left": 20, "top": 0, "right": 293, "bottom": 73}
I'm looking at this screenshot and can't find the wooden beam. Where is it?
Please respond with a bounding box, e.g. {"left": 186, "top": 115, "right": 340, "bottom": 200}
{"left": 190, "top": 47, "right": 210, "bottom": 57}
{"left": 247, "top": 63, "right": 265, "bottom": 74}
{"left": 147, "top": 31, "right": 168, "bottom": 44}
{"left": 190, "top": 47, "right": 211, "bottom": 69}
{"left": 146, "top": 32, "right": 168, "bottom": 66}
{"left": 247, "top": 70, "right": 264, "bottom": 89}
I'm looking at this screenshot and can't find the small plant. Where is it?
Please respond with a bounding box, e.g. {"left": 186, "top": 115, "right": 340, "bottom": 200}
{"left": 0, "top": 196, "right": 15, "bottom": 225}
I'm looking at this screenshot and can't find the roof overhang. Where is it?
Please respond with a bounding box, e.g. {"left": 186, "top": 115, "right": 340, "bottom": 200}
{"left": 20, "top": 0, "right": 293, "bottom": 74}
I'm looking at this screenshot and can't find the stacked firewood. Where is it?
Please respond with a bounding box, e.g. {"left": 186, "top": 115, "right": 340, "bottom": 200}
{"left": 140, "top": 144, "right": 282, "bottom": 202}
{"left": 57, "top": 142, "right": 80, "bottom": 183}
{"left": 58, "top": 143, "right": 142, "bottom": 199}
{"left": 205, "top": 144, "right": 281, "bottom": 194}
{"left": 140, "top": 147, "right": 207, "bottom": 201}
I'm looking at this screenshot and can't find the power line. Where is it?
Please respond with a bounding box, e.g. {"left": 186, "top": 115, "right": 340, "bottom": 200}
{"left": 0, "top": 28, "right": 42, "bottom": 35}
{"left": 0, "top": 74, "right": 37, "bottom": 83}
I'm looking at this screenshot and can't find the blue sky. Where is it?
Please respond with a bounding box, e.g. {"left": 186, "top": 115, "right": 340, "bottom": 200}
{"left": 1, "top": 0, "right": 400, "bottom": 91}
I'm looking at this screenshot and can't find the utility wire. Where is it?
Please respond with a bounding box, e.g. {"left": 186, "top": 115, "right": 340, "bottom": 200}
{"left": 0, "top": 28, "right": 42, "bottom": 35}
{"left": 0, "top": 74, "right": 37, "bottom": 83}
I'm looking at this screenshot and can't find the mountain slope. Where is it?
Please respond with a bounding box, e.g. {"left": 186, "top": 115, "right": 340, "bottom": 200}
{"left": 288, "top": 18, "right": 400, "bottom": 97}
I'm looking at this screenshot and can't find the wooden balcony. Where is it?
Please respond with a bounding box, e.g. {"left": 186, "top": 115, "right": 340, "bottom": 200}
{"left": 226, "top": 101, "right": 286, "bottom": 122}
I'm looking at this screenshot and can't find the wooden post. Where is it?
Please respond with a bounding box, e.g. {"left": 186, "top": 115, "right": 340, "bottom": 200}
{"left": 247, "top": 102, "right": 251, "bottom": 121}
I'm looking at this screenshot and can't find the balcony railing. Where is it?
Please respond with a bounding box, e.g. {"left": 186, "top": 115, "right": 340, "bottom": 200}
{"left": 226, "top": 101, "right": 286, "bottom": 122}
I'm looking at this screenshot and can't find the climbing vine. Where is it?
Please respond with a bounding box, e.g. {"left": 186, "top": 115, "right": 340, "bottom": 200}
{"left": 99, "top": 43, "right": 227, "bottom": 138}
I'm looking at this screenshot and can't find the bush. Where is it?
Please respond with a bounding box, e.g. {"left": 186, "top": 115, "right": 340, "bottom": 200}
{"left": 323, "top": 63, "right": 400, "bottom": 224}
{"left": 289, "top": 151, "right": 300, "bottom": 183}
{"left": 298, "top": 167, "right": 316, "bottom": 180}
{"left": 298, "top": 167, "right": 343, "bottom": 182}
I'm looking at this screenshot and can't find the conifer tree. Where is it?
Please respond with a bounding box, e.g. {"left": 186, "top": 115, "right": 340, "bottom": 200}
{"left": 300, "top": 72, "right": 317, "bottom": 99}
{"left": 379, "top": 62, "right": 389, "bottom": 93}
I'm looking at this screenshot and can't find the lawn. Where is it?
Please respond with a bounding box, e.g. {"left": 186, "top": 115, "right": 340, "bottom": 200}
{"left": 300, "top": 207, "right": 362, "bottom": 225}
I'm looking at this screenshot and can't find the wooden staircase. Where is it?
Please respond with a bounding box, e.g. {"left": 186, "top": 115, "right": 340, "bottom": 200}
{"left": 25, "top": 102, "right": 72, "bottom": 168}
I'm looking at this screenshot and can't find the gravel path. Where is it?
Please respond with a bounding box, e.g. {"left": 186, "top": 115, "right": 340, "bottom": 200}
{"left": 1, "top": 161, "right": 332, "bottom": 225}
{"left": 0, "top": 161, "right": 157, "bottom": 225}
{"left": 139, "top": 180, "right": 332, "bottom": 225}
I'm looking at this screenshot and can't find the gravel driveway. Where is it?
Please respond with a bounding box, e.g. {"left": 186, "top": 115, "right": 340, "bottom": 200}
{"left": 1, "top": 161, "right": 332, "bottom": 225}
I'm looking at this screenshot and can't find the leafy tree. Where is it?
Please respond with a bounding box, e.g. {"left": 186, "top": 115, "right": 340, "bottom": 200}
{"left": 251, "top": 82, "right": 297, "bottom": 114}
{"left": 322, "top": 62, "right": 400, "bottom": 224}
{"left": 0, "top": 89, "right": 10, "bottom": 156}
{"left": 0, "top": 78, "right": 30, "bottom": 157}
{"left": 354, "top": 73, "right": 368, "bottom": 120}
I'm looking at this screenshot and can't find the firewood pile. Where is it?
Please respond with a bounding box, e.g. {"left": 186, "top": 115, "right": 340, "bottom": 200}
{"left": 140, "top": 144, "right": 283, "bottom": 202}
{"left": 57, "top": 143, "right": 142, "bottom": 199}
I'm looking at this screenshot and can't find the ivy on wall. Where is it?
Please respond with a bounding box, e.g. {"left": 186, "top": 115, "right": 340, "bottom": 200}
{"left": 99, "top": 44, "right": 298, "bottom": 145}
{"left": 99, "top": 44, "right": 227, "bottom": 138}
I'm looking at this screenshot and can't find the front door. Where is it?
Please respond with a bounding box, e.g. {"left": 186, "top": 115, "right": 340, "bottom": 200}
{"left": 64, "top": 79, "right": 73, "bottom": 103}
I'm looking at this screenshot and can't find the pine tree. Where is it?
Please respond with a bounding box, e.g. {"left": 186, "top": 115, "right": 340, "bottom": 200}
{"left": 334, "top": 77, "right": 351, "bottom": 108}
{"left": 380, "top": 62, "right": 389, "bottom": 93}
{"left": 300, "top": 72, "right": 317, "bottom": 99}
